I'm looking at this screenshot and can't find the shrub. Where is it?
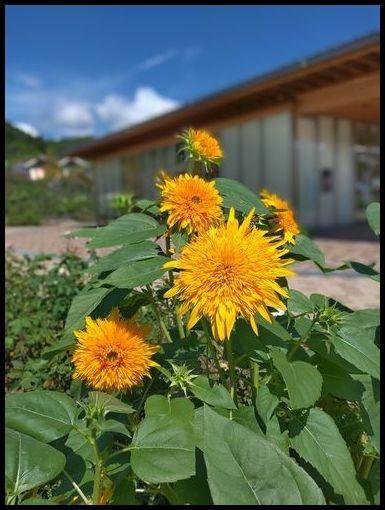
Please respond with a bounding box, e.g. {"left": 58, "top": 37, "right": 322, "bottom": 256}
{"left": 5, "top": 129, "right": 380, "bottom": 506}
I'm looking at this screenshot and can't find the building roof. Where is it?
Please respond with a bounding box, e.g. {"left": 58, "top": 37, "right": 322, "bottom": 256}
{"left": 70, "top": 31, "right": 380, "bottom": 159}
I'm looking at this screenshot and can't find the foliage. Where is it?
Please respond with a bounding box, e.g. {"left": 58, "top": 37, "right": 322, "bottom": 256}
{"left": 110, "top": 192, "right": 137, "bottom": 216}
{"left": 5, "top": 173, "right": 95, "bottom": 225}
{"left": 4, "top": 129, "right": 380, "bottom": 505}
{"left": 5, "top": 251, "right": 89, "bottom": 393}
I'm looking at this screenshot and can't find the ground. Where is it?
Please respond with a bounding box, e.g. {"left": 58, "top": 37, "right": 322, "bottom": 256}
{"left": 5, "top": 220, "right": 380, "bottom": 310}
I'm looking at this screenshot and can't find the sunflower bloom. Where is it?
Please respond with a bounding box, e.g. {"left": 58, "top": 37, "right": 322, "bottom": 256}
{"left": 72, "top": 309, "right": 159, "bottom": 391}
{"left": 157, "top": 172, "right": 223, "bottom": 234}
{"left": 260, "top": 189, "right": 300, "bottom": 245}
{"left": 164, "top": 208, "right": 295, "bottom": 341}
{"left": 179, "top": 128, "right": 223, "bottom": 164}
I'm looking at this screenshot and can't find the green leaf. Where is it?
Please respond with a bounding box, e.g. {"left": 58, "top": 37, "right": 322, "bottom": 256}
{"left": 265, "top": 414, "right": 290, "bottom": 453}
{"left": 170, "top": 231, "right": 188, "bottom": 252}
{"left": 62, "top": 286, "right": 118, "bottom": 343}
{"left": 345, "top": 260, "right": 380, "bottom": 282}
{"left": 255, "top": 384, "right": 279, "bottom": 424}
{"left": 352, "top": 374, "right": 380, "bottom": 453}
{"left": 144, "top": 395, "right": 194, "bottom": 421}
{"left": 289, "top": 234, "right": 325, "bottom": 268}
{"left": 88, "top": 241, "right": 159, "bottom": 275}
{"left": 232, "top": 406, "right": 264, "bottom": 436}
{"left": 366, "top": 202, "right": 380, "bottom": 235}
{"left": 168, "top": 450, "right": 212, "bottom": 505}
{"left": 101, "top": 256, "right": 169, "bottom": 288}
{"left": 88, "top": 391, "right": 135, "bottom": 416}
{"left": 332, "top": 325, "right": 380, "bottom": 379}
{"left": 289, "top": 408, "right": 367, "bottom": 504}
{"left": 84, "top": 213, "right": 166, "bottom": 248}
{"left": 135, "top": 199, "right": 160, "bottom": 215}
{"left": 271, "top": 348, "right": 323, "bottom": 409}
{"left": 5, "top": 391, "right": 77, "bottom": 443}
{"left": 287, "top": 289, "right": 314, "bottom": 315}
{"left": 98, "top": 419, "right": 131, "bottom": 438}
{"left": 189, "top": 375, "right": 236, "bottom": 409}
{"left": 130, "top": 415, "right": 196, "bottom": 483}
{"left": 202, "top": 406, "right": 325, "bottom": 505}
{"left": 214, "top": 177, "right": 269, "bottom": 214}
{"left": 20, "top": 498, "right": 57, "bottom": 505}
{"left": 315, "top": 356, "right": 364, "bottom": 401}
{"left": 5, "top": 428, "right": 66, "bottom": 496}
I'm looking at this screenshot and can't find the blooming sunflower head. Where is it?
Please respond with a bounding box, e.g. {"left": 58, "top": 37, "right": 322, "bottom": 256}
{"left": 179, "top": 128, "right": 223, "bottom": 164}
{"left": 157, "top": 172, "right": 223, "bottom": 234}
{"left": 72, "top": 309, "right": 159, "bottom": 392}
{"left": 260, "top": 189, "right": 300, "bottom": 245}
{"left": 164, "top": 208, "right": 295, "bottom": 341}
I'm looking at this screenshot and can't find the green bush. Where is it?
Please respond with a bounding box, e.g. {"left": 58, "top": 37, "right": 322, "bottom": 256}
{"left": 5, "top": 251, "right": 90, "bottom": 393}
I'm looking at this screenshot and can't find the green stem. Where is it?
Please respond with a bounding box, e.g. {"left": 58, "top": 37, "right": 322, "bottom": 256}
{"left": 105, "top": 446, "right": 132, "bottom": 464}
{"left": 224, "top": 337, "right": 238, "bottom": 406}
{"left": 137, "top": 375, "right": 156, "bottom": 415}
{"left": 165, "top": 232, "right": 185, "bottom": 339}
{"left": 91, "top": 433, "right": 102, "bottom": 505}
{"left": 287, "top": 316, "right": 317, "bottom": 361}
{"left": 63, "top": 470, "right": 91, "bottom": 505}
{"left": 146, "top": 284, "right": 172, "bottom": 343}
{"left": 202, "top": 319, "right": 227, "bottom": 387}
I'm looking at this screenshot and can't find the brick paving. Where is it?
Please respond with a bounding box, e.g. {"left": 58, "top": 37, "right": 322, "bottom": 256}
{"left": 5, "top": 221, "right": 380, "bottom": 310}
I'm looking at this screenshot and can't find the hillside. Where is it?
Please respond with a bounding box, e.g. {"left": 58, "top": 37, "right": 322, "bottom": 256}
{"left": 5, "top": 121, "right": 94, "bottom": 166}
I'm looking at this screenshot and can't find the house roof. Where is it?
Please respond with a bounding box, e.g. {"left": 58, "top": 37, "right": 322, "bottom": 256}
{"left": 70, "top": 31, "right": 380, "bottom": 159}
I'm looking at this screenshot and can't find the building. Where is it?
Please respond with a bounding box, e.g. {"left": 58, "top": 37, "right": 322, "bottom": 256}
{"left": 70, "top": 32, "right": 380, "bottom": 227}
{"left": 12, "top": 155, "right": 47, "bottom": 181}
{"left": 58, "top": 156, "right": 90, "bottom": 178}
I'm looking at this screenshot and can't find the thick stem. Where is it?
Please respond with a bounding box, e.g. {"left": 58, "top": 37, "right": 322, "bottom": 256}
{"left": 224, "top": 337, "right": 238, "bottom": 406}
{"left": 91, "top": 434, "right": 102, "bottom": 505}
{"left": 165, "top": 232, "right": 185, "bottom": 339}
{"left": 360, "top": 455, "right": 375, "bottom": 480}
{"left": 202, "top": 319, "right": 226, "bottom": 387}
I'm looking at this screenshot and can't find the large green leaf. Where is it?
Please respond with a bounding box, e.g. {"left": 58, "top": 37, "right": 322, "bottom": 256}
{"left": 189, "top": 375, "right": 236, "bottom": 409}
{"left": 315, "top": 356, "right": 364, "bottom": 401}
{"left": 63, "top": 286, "right": 127, "bottom": 343}
{"left": 101, "top": 256, "right": 169, "bottom": 288}
{"left": 5, "top": 428, "right": 66, "bottom": 497}
{"left": 346, "top": 261, "right": 380, "bottom": 282}
{"left": 289, "top": 408, "right": 367, "bottom": 504}
{"left": 366, "top": 202, "right": 380, "bottom": 235}
{"left": 255, "top": 384, "right": 279, "bottom": 425}
{"left": 5, "top": 391, "right": 77, "bottom": 443}
{"left": 214, "top": 178, "right": 269, "bottom": 214}
{"left": 130, "top": 415, "right": 195, "bottom": 483}
{"left": 202, "top": 406, "right": 325, "bottom": 505}
{"left": 144, "top": 395, "right": 194, "bottom": 421}
{"left": 332, "top": 325, "right": 380, "bottom": 379}
{"left": 88, "top": 391, "right": 135, "bottom": 416}
{"left": 271, "top": 348, "right": 323, "bottom": 409}
{"left": 289, "top": 234, "right": 325, "bottom": 268}
{"left": 87, "top": 241, "right": 159, "bottom": 275}
{"left": 287, "top": 289, "right": 314, "bottom": 315}
{"left": 72, "top": 213, "right": 166, "bottom": 248}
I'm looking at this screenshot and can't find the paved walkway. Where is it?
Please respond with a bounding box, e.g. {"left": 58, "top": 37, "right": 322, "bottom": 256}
{"left": 5, "top": 221, "right": 380, "bottom": 310}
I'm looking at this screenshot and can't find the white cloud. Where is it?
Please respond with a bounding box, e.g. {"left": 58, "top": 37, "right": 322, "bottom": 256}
{"left": 16, "top": 73, "right": 41, "bottom": 88}
{"left": 53, "top": 99, "right": 95, "bottom": 137}
{"left": 13, "top": 121, "right": 40, "bottom": 138}
{"left": 96, "top": 87, "right": 179, "bottom": 131}
{"left": 138, "top": 49, "right": 178, "bottom": 71}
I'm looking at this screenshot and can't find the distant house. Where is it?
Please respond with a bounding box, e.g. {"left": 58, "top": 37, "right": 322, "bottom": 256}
{"left": 58, "top": 156, "right": 90, "bottom": 177}
{"left": 70, "top": 32, "right": 380, "bottom": 227}
{"left": 12, "top": 155, "right": 47, "bottom": 181}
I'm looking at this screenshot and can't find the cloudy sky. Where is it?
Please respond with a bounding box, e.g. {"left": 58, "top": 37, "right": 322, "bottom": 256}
{"left": 5, "top": 5, "right": 379, "bottom": 140}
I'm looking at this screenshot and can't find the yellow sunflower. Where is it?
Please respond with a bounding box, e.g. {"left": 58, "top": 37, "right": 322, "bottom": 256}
{"left": 164, "top": 208, "right": 294, "bottom": 341}
{"left": 260, "top": 189, "right": 300, "bottom": 245}
{"left": 179, "top": 128, "right": 223, "bottom": 164}
{"left": 157, "top": 172, "right": 223, "bottom": 234}
{"left": 72, "top": 309, "right": 159, "bottom": 392}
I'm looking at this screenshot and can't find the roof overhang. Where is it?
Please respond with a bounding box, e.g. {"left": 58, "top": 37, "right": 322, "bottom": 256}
{"left": 70, "top": 32, "right": 380, "bottom": 160}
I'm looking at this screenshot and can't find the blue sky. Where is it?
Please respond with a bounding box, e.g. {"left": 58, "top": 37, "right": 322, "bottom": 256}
{"left": 5, "top": 5, "right": 380, "bottom": 139}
